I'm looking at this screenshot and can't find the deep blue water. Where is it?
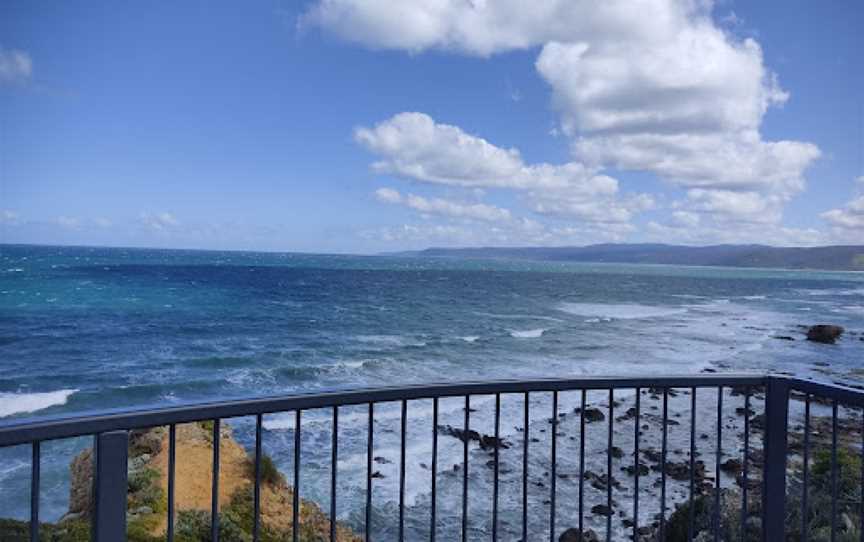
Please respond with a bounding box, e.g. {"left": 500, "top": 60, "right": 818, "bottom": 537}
{"left": 1, "top": 244, "right": 862, "bottom": 536}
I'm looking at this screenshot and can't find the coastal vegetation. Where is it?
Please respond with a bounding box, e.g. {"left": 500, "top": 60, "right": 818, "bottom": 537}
{"left": 0, "top": 422, "right": 360, "bottom": 542}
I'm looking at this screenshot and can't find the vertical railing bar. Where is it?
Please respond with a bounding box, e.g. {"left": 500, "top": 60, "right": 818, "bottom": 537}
{"left": 293, "top": 410, "right": 301, "bottom": 542}
{"left": 93, "top": 430, "right": 128, "bottom": 542}
{"left": 493, "top": 393, "right": 500, "bottom": 542}
{"left": 431, "top": 397, "right": 438, "bottom": 542}
{"left": 253, "top": 415, "right": 262, "bottom": 542}
{"left": 860, "top": 409, "right": 863, "bottom": 542}
{"left": 168, "top": 424, "right": 176, "bottom": 542}
{"left": 30, "top": 440, "right": 39, "bottom": 542}
{"left": 688, "top": 387, "right": 696, "bottom": 542}
{"left": 366, "top": 402, "right": 374, "bottom": 542}
{"left": 606, "top": 388, "right": 613, "bottom": 542}
{"left": 633, "top": 388, "right": 641, "bottom": 542}
{"left": 831, "top": 400, "right": 838, "bottom": 542}
{"left": 579, "top": 389, "right": 586, "bottom": 537}
{"left": 331, "top": 406, "right": 338, "bottom": 542}
{"left": 550, "top": 391, "right": 558, "bottom": 542}
{"left": 802, "top": 394, "right": 810, "bottom": 542}
{"left": 741, "top": 388, "right": 751, "bottom": 542}
{"left": 211, "top": 419, "right": 220, "bottom": 542}
{"left": 462, "top": 395, "right": 469, "bottom": 542}
{"left": 523, "top": 391, "right": 529, "bottom": 542}
{"left": 714, "top": 386, "right": 723, "bottom": 541}
{"left": 763, "top": 377, "right": 789, "bottom": 541}
{"left": 660, "top": 389, "right": 669, "bottom": 540}
{"left": 399, "top": 399, "right": 407, "bottom": 542}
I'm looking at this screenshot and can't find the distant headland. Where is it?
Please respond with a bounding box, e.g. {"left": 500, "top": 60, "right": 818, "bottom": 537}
{"left": 387, "top": 244, "right": 864, "bottom": 271}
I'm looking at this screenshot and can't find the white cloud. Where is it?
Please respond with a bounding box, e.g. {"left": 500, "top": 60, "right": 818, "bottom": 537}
{"left": 302, "top": 0, "right": 689, "bottom": 57}
{"left": 356, "top": 112, "right": 535, "bottom": 190}
{"left": 312, "top": 0, "right": 822, "bottom": 240}
{"left": 361, "top": 216, "right": 633, "bottom": 248}
{"left": 1, "top": 210, "right": 21, "bottom": 225}
{"left": 56, "top": 216, "right": 81, "bottom": 230}
{"left": 139, "top": 212, "right": 180, "bottom": 232}
{"left": 0, "top": 47, "right": 32, "bottom": 83}
{"left": 358, "top": 112, "right": 650, "bottom": 230}
{"left": 671, "top": 210, "right": 700, "bottom": 228}
{"left": 375, "top": 188, "right": 512, "bottom": 222}
{"left": 821, "top": 196, "right": 864, "bottom": 232}
{"left": 533, "top": 19, "right": 819, "bottom": 226}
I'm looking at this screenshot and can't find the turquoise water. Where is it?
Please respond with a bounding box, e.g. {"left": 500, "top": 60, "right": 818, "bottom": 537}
{"left": 1, "top": 244, "right": 862, "bottom": 534}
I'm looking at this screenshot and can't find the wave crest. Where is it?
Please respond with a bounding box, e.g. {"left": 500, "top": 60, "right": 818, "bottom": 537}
{"left": 0, "top": 389, "right": 78, "bottom": 418}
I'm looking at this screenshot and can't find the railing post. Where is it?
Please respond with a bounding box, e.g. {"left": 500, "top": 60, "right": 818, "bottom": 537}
{"left": 93, "top": 430, "right": 128, "bottom": 542}
{"left": 762, "top": 377, "right": 789, "bottom": 540}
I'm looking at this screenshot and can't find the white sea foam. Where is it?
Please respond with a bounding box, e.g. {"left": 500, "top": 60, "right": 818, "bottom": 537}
{"left": 0, "top": 389, "right": 78, "bottom": 418}
{"left": 354, "top": 335, "right": 426, "bottom": 347}
{"left": 510, "top": 328, "right": 545, "bottom": 338}
{"left": 474, "top": 311, "right": 564, "bottom": 322}
{"left": 557, "top": 302, "right": 687, "bottom": 320}
{"left": 800, "top": 287, "right": 864, "bottom": 297}
{"left": 460, "top": 336, "right": 480, "bottom": 343}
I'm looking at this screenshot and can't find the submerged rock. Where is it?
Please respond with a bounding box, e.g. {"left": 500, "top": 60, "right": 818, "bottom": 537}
{"left": 806, "top": 324, "right": 844, "bottom": 344}
{"left": 559, "top": 527, "right": 600, "bottom": 541}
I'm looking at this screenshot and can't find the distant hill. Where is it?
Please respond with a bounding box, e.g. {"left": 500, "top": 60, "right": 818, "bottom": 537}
{"left": 389, "top": 244, "right": 864, "bottom": 271}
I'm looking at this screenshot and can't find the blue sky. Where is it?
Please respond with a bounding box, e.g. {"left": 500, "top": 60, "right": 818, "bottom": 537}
{"left": 1, "top": 0, "right": 862, "bottom": 253}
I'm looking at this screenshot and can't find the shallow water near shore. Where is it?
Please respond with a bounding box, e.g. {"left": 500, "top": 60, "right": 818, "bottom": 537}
{"left": 1, "top": 244, "right": 863, "bottom": 536}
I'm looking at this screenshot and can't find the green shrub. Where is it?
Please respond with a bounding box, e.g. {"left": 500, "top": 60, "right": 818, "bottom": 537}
{"left": 175, "top": 508, "right": 251, "bottom": 542}
{"left": 245, "top": 454, "right": 286, "bottom": 487}
{"left": 787, "top": 448, "right": 862, "bottom": 541}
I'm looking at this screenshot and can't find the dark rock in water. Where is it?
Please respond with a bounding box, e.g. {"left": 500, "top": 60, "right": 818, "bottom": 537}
{"left": 371, "top": 471, "right": 384, "bottom": 479}
{"left": 559, "top": 527, "right": 600, "bottom": 542}
{"left": 373, "top": 456, "right": 392, "bottom": 464}
{"left": 574, "top": 407, "right": 605, "bottom": 423}
{"left": 772, "top": 335, "right": 795, "bottom": 341}
{"left": 642, "top": 448, "right": 663, "bottom": 463}
{"left": 653, "top": 459, "right": 706, "bottom": 482}
{"left": 806, "top": 324, "right": 844, "bottom": 344}
{"left": 622, "top": 462, "right": 650, "bottom": 476}
{"left": 609, "top": 446, "right": 624, "bottom": 459}
{"left": 437, "top": 424, "right": 510, "bottom": 450}
{"left": 591, "top": 504, "right": 613, "bottom": 517}
{"left": 615, "top": 407, "right": 638, "bottom": 422}
{"left": 584, "top": 470, "right": 622, "bottom": 490}
{"left": 721, "top": 458, "right": 743, "bottom": 475}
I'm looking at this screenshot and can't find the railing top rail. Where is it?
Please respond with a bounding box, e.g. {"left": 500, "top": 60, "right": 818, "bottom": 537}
{"left": 777, "top": 375, "right": 864, "bottom": 408}
{"left": 0, "top": 373, "right": 768, "bottom": 447}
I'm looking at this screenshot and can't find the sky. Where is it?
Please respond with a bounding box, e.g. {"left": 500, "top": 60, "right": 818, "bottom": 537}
{"left": 1, "top": 0, "right": 862, "bottom": 253}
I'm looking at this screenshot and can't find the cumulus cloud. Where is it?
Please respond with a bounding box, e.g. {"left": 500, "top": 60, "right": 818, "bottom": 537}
{"left": 358, "top": 112, "right": 650, "bottom": 228}
{"left": 532, "top": 11, "right": 819, "bottom": 225}
{"left": 821, "top": 196, "right": 864, "bottom": 232}
{"left": 0, "top": 47, "right": 32, "bottom": 83}
{"left": 375, "top": 188, "right": 511, "bottom": 222}
{"left": 302, "top": 0, "right": 690, "bottom": 57}
{"left": 310, "top": 0, "right": 822, "bottom": 241}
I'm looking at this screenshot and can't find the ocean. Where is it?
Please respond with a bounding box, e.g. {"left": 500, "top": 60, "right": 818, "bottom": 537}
{"left": 1, "top": 244, "right": 862, "bottom": 536}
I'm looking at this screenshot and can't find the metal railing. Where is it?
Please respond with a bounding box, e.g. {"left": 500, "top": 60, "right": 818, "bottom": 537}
{"left": 1, "top": 374, "right": 862, "bottom": 541}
